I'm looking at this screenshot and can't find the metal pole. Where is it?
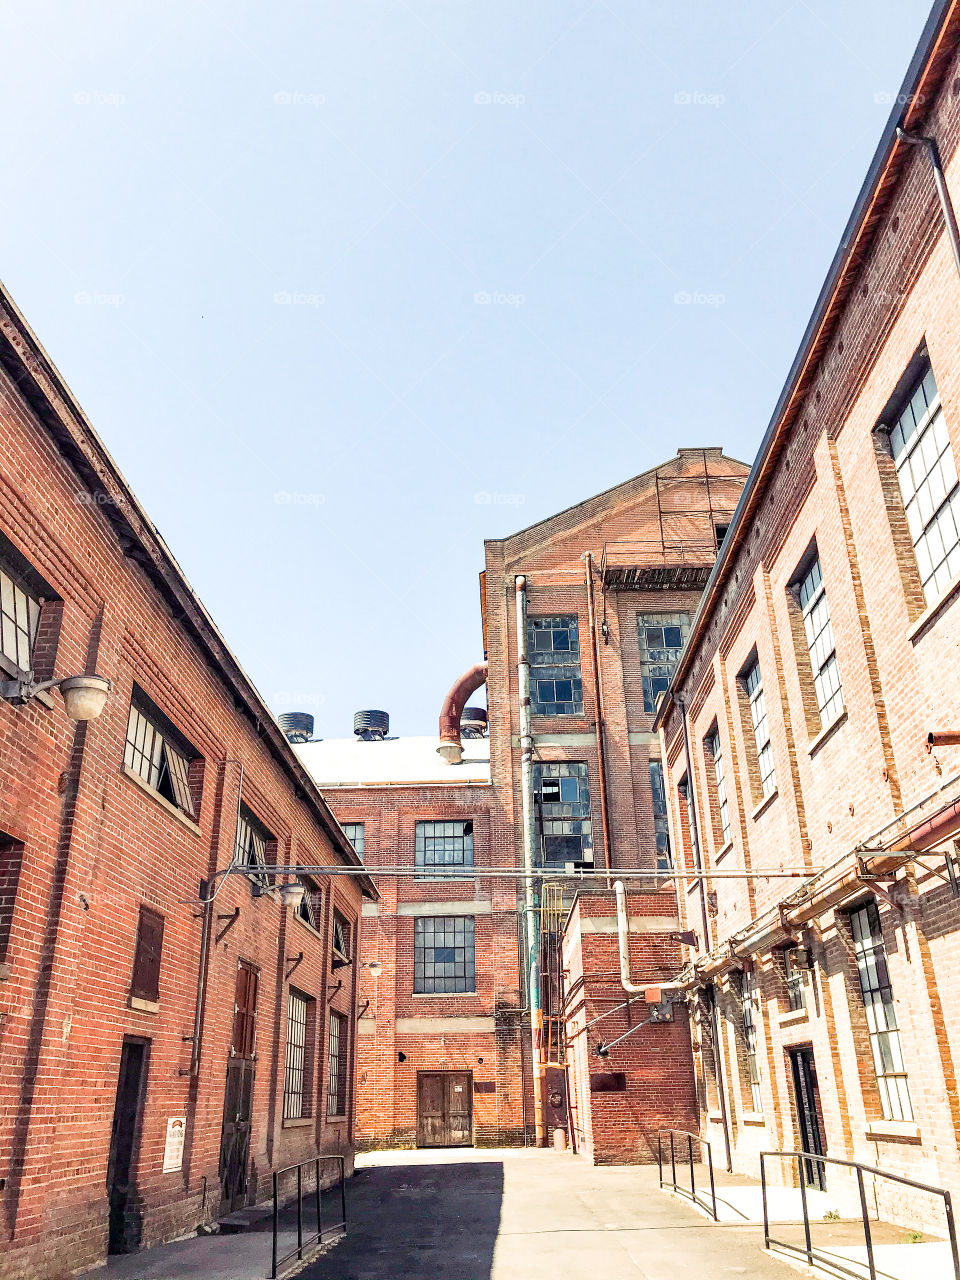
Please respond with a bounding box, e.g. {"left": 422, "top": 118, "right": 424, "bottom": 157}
{"left": 670, "top": 1131, "right": 676, "bottom": 1191}
{"left": 897, "top": 130, "right": 960, "bottom": 279}
{"left": 340, "top": 1158, "right": 347, "bottom": 1232}
{"left": 271, "top": 1172, "right": 279, "bottom": 1280}
{"left": 688, "top": 1133, "right": 695, "bottom": 1202}
{"left": 857, "top": 1165, "right": 877, "bottom": 1280}
{"left": 297, "top": 1164, "right": 303, "bottom": 1260}
{"left": 707, "top": 1142, "right": 717, "bottom": 1221}
{"left": 516, "top": 575, "right": 545, "bottom": 1146}
{"left": 315, "top": 1158, "right": 321, "bottom": 1243}
{"left": 657, "top": 1132, "right": 663, "bottom": 1187}
{"left": 943, "top": 1189, "right": 960, "bottom": 1280}
{"left": 799, "top": 1154, "right": 812, "bottom": 1265}
{"left": 761, "top": 1154, "right": 769, "bottom": 1249}
{"left": 583, "top": 551, "right": 612, "bottom": 883}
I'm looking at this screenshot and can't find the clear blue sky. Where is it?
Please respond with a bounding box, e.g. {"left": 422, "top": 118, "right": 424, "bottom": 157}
{"left": 0, "top": 1, "right": 933, "bottom": 736}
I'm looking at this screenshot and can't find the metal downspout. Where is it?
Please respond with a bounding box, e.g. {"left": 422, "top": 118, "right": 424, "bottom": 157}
{"left": 584, "top": 552, "right": 612, "bottom": 883}
{"left": 897, "top": 128, "right": 960, "bottom": 279}
{"left": 678, "top": 695, "right": 732, "bottom": 1173}
{"left": 516, "top": 575, "right": 545, "bottom": 1145}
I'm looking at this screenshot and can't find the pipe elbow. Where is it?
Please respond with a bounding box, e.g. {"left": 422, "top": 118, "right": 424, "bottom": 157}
{"left": 437, "top": 661, "right": 488, "bottom": 764}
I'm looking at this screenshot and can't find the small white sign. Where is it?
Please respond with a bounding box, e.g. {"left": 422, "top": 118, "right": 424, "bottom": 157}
{"left": 454, "top": 1086, "right": 463, "bottom": 1093}
{"left": 163, "top": 1117, "right": 187, "bottom": 1173}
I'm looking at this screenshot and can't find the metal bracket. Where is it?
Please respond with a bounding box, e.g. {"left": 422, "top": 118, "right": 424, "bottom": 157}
{"left": 778, "top": 904, "right": 801, "bottom": 942}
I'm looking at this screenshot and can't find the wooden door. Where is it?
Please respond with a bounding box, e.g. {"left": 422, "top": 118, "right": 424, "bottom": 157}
{"left": 790, "top": 1047, "right": 826, "bottom": 1191}
{"left": 107, "top": 1038, "right": 150, "bottom": 1253}
{"left": 417, "top": 1071, "right": 473, "bottom": 1147}
{"left": 219, "top": 961, "right": 258, "bottom": 1213}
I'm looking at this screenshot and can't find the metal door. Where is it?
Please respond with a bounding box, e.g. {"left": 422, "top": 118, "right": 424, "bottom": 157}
{"left": 219, "top": 961, "right": 258, "bottom": 1213}
{"left": 107, "top": 1037, "right": 150, "bottom": 1253}
{"left": 789, "top": 1046, "right": 826, "bottom": 1191}
{"left": 417, "top": 1071, "right": 473, "bottom": 1147}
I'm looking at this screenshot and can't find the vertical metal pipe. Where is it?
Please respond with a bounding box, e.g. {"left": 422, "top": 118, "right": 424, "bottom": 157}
{"left": 583, "top": 552, "right": 612, "bottom": 882}
{"left": 799, "top": 1155, "right": 812, "bottom": 1265}
{"left": 857, "top": 1165, "right": 876, "bottom": 1280}
{"left": 897, "top": 129, "right": 960, "bottom": 278}
{"left": 515, "top": 576, "right": 545, "bottom": 1145}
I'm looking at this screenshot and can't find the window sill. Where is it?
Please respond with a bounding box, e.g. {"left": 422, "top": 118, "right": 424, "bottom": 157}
{"left": 865, "top": 1120, "right": 921, "bottom": 1141}
{"left": 128, "top": 995, "right": 159, "bottom": 1014}
{"left": 741, "top": 1112, "right": 766, "bottom": 1126}
{"left": 707, "top": 1110, "right": 723, "bottom": 1123}
{"left": 293, "top": 913, "right": 324, "bottom": 942}
{"left": 778, "top": 1008, "right": 808, "bottom": 1026}
{"left": 807, "top": 710, "right": 848, "bottom": 758}
{"left": 327, "top": 1114, "right": 348, "bottom": 1123}
{"left": 411, "top": 991, "right": 478, "bottom": 998}
{"left": 715, "top": 840, "right": 734, "bottom": 864}
{"left": 906, "top": 569, "right": 960, "bottom": 644}
{"left": 281, "top": 1116, "right": 313, "bottom": 1129}
{"left": 121, "top": 765, "right": 202, "bottom": 835}
{"left": 751, "top": 789, "right": 779, "bottom": 821}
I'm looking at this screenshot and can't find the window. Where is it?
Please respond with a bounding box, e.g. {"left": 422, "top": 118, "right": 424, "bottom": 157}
{"left": 331, "top": 910, "right": 351, "bottom": 969}
{"left": 296, "top": 881, "right": 322, "bottom": 930}
{"left": 124, "top": 696, "right": 198, "bottom": 818}
{"left": 414, "top": 915, "right": 476, "bottom": 993}
{"left": 236, "top": 804, "right": 272, "bottom": 890}
{"left": 130, "top": 906, "right": 164, "bottom": 1003}
{"left": 0, "top": 559, "right": 42, "bottom": 676}
{"left": 648, "top": 759, "right": 672, "bottom": 872}
{"left": 798, "top": 557, "right": 843, "bottom": 728}
{"left": 737, "top": 970, "right": 763, "bottom": 1112}
{"left": 283, "top": 989, "right": 314, "bottom": 1120}
{"left": 850, "top": 902, "right": 913, "bottom": 1122}
{"left": 743, "top": 660, "right": 776, "bottom": 799}
{"left": 415, "top": 820, "right": 474, "bottom": 877}
{"left": 887, "top": 364, "right": 960, "bottom": 605}
{"left": 528, "top": 616, "right": 583, "bottom": 716}
{"left": 327, "top": 1011, "right": 348, "bottom": 1116}
{"left": 533, "top": 762, "right": 593, "bottom": 865}
{"left": 783, "top": 947, "right": 806, "bottom": 1013}
{"left": 706, "top": 729, "right": 732, "bottom": 847}
{"left": 637, "top": 613, "right": 690, "bottom": 713}
{"left": 341, "top": 823, "right": 364, "bottom": 858}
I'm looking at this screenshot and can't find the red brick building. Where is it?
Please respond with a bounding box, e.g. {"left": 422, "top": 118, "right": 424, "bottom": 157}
{"left": 299, "top": 450, "right": 746, "bottom": 1156}
{"left": 655, "top": 0, "right": 960, "bottom": 1226}
{"left": 0, "top": 285, "right": 376, "bottom": 1280}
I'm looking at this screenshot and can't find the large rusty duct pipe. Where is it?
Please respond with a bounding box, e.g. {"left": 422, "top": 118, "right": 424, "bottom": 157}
{"left": 436, "top": 662, "right": 488, "bottom": 764}
{"left": 583, "top": 552, "right": 612, "bottom": 882}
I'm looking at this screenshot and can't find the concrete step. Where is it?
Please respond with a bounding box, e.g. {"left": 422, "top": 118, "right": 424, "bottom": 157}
{"left": 217, "top": 1205, "right": 273, "bottom": 1234}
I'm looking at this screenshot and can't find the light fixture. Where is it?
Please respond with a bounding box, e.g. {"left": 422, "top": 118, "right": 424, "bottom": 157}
{"left": 0, "top": 672, "right": 113, "bottom": 721}
{"left": 366, "top": 960, "right": 383, "bottom": 979}
{"left": 278, "top": 881, "right": 306, "bottom": 910}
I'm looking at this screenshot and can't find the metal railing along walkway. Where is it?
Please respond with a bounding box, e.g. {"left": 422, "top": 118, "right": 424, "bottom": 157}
{"left": 271, "top": 1154, "right": 347, "bottom": 1279}
{"left": 657, "top": 1129, "right": 718, "bottom": 1221}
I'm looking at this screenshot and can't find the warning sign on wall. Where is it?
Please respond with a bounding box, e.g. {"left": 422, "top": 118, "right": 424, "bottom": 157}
{"left": 163, "top": 1117, "right": 187, "bottom": 1173}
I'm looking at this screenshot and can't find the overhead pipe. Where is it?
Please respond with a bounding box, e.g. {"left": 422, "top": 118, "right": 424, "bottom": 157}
{"left": 515, "top": 575, "right": 545, "bottom": 1145}
{"left": 614, "top": 880, "right": 682, "bottom": 1001}
{"left": 583, "top": 552, "right": 612, "bottom": 882}
{"left": 436, "top": 661, "right": 488, "bottom": 764}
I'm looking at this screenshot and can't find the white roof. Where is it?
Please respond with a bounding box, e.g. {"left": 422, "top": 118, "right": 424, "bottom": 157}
{"left": 293, "top": 735, "right": 491, "bottom": 788}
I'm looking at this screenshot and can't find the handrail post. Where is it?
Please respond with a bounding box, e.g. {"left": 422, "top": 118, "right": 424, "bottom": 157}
{"left": 761, "top": 1153, "right": 769, "bottom": 1249}
{"left": 297, "top": 1164, "right": 303, "bottom": 1260}
{"left": 798, "top": 1154, "right": 812, "bottom": 1265}
{"left": 688, "top": 1133, "right": 695, "bottom": 1202}
{"left": 657, "top": 1132, "right": 663, "bottom": 1188}
{"left": 670, "top": 1131, "right": 676, "bottom": 1191}
{"left": 857, "top": 1165, "right": 876, "bottom": 1280}
{"left": 315, "top": 1158, "right": 322, "bottom": 1243}
{"left": 707, "top": 1140, "right": 717, "bottom": 1222}
{"left": 340, "top": 1156, "right": 347, "bottom": 1231}
{"left": 944, "top": 1189, "right": 960, "bottom": 1280}
{"left": 272, "top": 1171, "right": 279, "bottom": 1280}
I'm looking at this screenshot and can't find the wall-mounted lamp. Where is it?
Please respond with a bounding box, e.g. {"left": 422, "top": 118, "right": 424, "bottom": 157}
{"left": 278, "top": 881, "right": 306, "bottom": 910}
{"left": 366, "top": 960, "right": 383, "bottom": 979}
{"left": 0, "top": 672, "right": 113, "bottom": 721}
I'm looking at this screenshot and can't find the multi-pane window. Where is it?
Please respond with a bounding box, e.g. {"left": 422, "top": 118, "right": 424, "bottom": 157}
{"left": 124, "top": 699, "right": 197, "bottom": 817}
{"left": 296, "top": 881, "right": 321, "bottom": 930}
{"left": 707, "top": 729, "right": 732, "bottom": 847}
{"left": 0, "top": 561, "right": 42, "bottom": 675}
{"left": 888, "top": 364, "right": 960, "bottom": 604}
{"left": 331, "top": 910, "right": 352, "bottom": 969}
{"left": 341, "top": 823, "right": 364, "bottom": 859}
{"left": 533, "top": 762, "right": 593, "bottom": 865}
{"left": 236, "top": 805, "right": 272, "bottom": 889}
{"left": 798, "top": 558, "right": 844, "bottom": 728}
{"left": 327, "top": 1011, "right": 348, "bottom": 1116}
{"left": 744, "top": 661, "right": 776, "bottom": 799}
{"left": 850, "top": 903, "right": 913, "bottom": 1122}
{"left": 784, "top": 947, "right": 807, "bottom": 1013}
{"left": 638, "top": 613, "right": 690, "bottom": 713}
{"left": 283, "top": 990, "right": 311, "bottom": 1120}
{"left": 414, "top": 915, "right": 476, "bottom": 993}
{"left": 528, "top": 616, "right": 583, "bottom": 716}
{"left": 415, "top": 820, "right": 474, "bottom": 876}
{"left": 738, "top": 971, "right": 763, "bottom": 1112}
{"left": 649, "top": 759, "right": 672, "bottom": 872}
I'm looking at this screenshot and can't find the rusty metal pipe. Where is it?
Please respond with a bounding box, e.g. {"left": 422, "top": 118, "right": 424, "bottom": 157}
{"left": 436, "top": 662, "right": 488, "bottom": 764}
{"left": 584, "top": 552, "right": 612, "bottom": 881}
{"left": 928, "top": 731, "right": 960, "bottom": 748}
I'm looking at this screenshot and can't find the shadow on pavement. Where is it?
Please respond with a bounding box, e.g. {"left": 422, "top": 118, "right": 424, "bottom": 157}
{"left": 302, "top": 1160, "right": 504, "bottom": 1280}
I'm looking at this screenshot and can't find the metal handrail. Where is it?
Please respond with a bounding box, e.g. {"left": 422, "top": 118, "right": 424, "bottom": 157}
{"left": 657, "top": 1129, "right": 718, "bottom": 1221}
{"left": 760, "top": 1149, "right": 960, "bottom": 1280}
{"left": 271, "top": 1154, "right": 347, "bottom": 1279}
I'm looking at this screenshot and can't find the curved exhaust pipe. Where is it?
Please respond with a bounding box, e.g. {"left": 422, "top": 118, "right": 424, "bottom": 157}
{"left": 436, "top": 662, "right": 488, "bottom": 764}
{"left": 615, "top": 880, "right": 682, "bottom": 1002}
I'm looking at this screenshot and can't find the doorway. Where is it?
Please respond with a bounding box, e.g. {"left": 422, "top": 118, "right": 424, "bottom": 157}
{"left": 107, "top": 1037, "right": 150, "bottom": 1254}
{"left": 219, "top": 960, "right": 259, "bottom": 1213}
{"left": 789, "top": 1046, "right": 826, "bottom": 1191}
{"left": 417, "top": 1072, "right": 473, "bottom": 1147}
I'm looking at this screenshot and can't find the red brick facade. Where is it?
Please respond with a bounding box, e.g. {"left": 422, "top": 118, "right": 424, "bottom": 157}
{"left": 0, "top": 287, "right": 374, "bottom": 1279}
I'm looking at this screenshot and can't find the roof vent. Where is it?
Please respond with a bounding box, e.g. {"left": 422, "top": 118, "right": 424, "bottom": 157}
{"left": 279, "top": 711, "right": 316, "bottom": 744}
{"left": 460, "top": 706, "right": 488, "bottom": 739}
{"left": 354, "top": 709, "right": 389, "bottom": 741}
